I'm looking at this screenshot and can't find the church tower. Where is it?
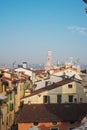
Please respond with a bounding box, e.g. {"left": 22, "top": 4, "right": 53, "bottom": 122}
{"left": 45, "top": 51, "right": 53, "bottom": 71}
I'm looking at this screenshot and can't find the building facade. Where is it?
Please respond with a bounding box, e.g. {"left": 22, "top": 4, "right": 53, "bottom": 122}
{"left": 21, "top": 79, "right": 87, "bottom": 104}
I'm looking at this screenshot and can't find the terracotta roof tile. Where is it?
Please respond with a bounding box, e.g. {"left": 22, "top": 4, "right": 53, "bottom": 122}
{"left": 15, "top": 103, "right": 87, "bottom": 123}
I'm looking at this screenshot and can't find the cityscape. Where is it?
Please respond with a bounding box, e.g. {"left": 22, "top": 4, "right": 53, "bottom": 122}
{"left": 0, "top": 0, "right": 87, "bottom": 130}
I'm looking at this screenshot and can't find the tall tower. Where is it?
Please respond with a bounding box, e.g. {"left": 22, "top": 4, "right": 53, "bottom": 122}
{"left": 45, "top": 51, "right": 53, "bottom": 71}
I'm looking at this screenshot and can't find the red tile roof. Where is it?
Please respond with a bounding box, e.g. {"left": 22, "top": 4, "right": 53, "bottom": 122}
{"left": 2, "top": 76, "right": 13, "bottom": 81}
{"left": 15, "top": 103, "right": 87, "bottom": 123}
{"left": 34, "top": 69, "right": 45, "bottom": 74}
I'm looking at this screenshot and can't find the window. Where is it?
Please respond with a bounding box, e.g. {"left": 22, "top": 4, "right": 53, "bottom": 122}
{"left": 50, "top": 128, "right": 58, "bottom": 130}
{"left": 10, "top": 103, "right": 13, "bottom": 111}
{"left": 68, "top": 84, "right": 72, "bottom": 88}
{"left": 43, "top": 96, "right": 50, "bottom": 104}
{"left": 33, "top": 122, "right": 39, "bottom": 126}
{"left": 80, "top": 98, "right": 83, "bottom": 102}
{"left": 74, "top": 98, "right": 77, "bottom": 103}
{"left": 14, "top": 87, "right": 17, "bottom": 94}
{"left": 84, "top": 86, "right": 87, "bottom": 89}
{"left": 57, "top": 95, "right": 62, "bottom": 103}
{"left": 68, "top": 95, "right": 73, "bottom": 103}
{"left": 52, "top": 121, "right": 57, "bottom": 125}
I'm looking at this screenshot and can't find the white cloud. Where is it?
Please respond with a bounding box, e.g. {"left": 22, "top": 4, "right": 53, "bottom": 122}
{"left": 68, "top": 25, "right": 87, "bottom": 34}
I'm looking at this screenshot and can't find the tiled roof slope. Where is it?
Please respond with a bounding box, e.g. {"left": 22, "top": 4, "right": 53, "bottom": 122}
{"left": 15, "top": 103, "right": 87, "bottom": 123}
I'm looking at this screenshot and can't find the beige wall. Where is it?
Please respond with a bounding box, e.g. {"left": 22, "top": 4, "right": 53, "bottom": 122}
{"left": 1, "top": 104, "right": 7, "bottom": 130}
{"left": 22, "top": 81, "right": 86, "bottom": 104}
{"left": 15, "top": 81, "right": 25, "bottom": 112}
{"left": 6, "top": 91, "right": 15, "bottom": 129}
{"left": 22, "top": 91, "right": 48, "bottom": 104}
{"left": 18, "top": 122, "right": 80, "bottom": 130}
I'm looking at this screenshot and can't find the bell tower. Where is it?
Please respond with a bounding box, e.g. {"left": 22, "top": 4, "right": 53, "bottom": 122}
{"left": 45, "top": 51, "right": 52, "bottom": 71}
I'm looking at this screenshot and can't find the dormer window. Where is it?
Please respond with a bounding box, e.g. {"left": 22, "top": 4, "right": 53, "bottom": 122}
{"left": 68, "top": 84, "right": 72, "bottom": 88}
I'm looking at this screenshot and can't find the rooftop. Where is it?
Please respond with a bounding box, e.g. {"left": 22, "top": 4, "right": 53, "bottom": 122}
{"left": 15, "top": 103, "right": 87, "bottom": 123}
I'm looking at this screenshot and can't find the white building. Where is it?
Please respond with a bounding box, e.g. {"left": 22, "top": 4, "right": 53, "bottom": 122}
{"left": 15, "top": 67, "right": 36, "bottom": 83}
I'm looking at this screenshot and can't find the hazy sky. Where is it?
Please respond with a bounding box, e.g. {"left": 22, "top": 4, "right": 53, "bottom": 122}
{"left": 0, "top": 0, "right": 87, "bottom": 67}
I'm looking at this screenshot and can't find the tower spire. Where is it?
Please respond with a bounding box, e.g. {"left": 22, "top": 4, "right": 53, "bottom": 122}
{"left": 45, "top": 51, "right": 53, "bottom": 71}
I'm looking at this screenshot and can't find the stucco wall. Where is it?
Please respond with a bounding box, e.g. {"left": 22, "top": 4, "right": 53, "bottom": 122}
{"left": 18, "top": 122, "right": 80, "bottom": 130}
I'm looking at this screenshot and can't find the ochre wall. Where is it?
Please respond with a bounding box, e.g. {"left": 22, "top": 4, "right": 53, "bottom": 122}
{"left": 18, "top": 122, "right": 80, "bottom": 130}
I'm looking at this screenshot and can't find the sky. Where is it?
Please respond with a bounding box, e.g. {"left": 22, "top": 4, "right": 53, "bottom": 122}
{"left": 0, "top": 0, "right": 87, "bottom": 68}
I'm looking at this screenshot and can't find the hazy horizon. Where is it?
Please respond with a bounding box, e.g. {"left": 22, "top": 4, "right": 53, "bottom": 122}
{"left": 0, "top": 0, "right": 87, "bottom": 66}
